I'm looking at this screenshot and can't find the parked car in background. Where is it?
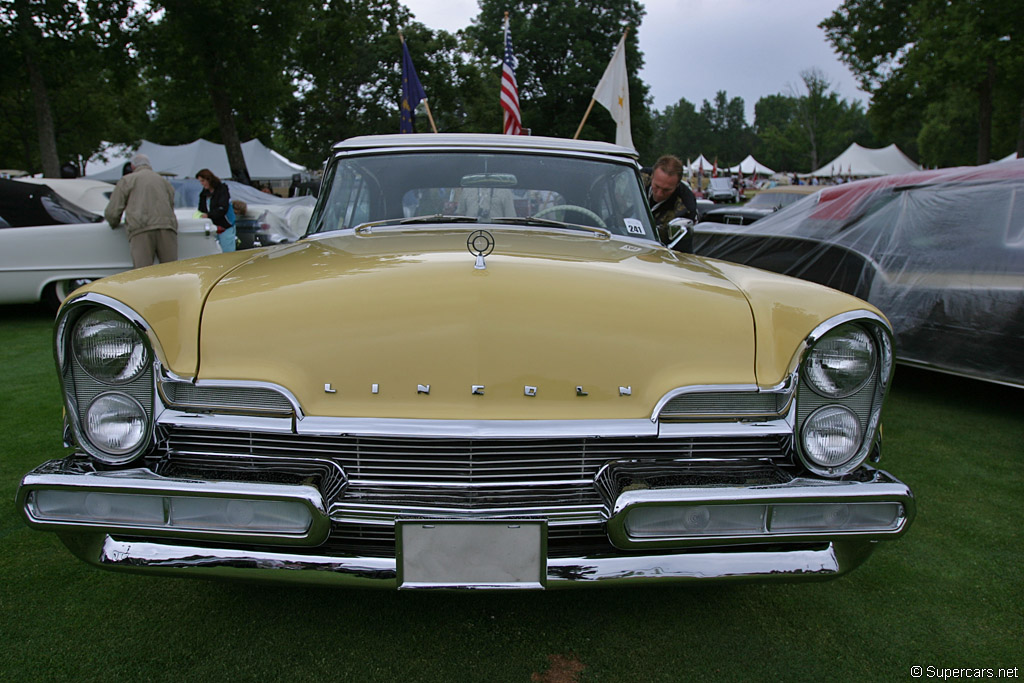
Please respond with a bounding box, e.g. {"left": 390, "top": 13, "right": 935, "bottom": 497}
{"left": 18, "top": 134, "right": 913, "bottom": 589}
{"left": 700, "top": 186, "right": 820, "bottom": 225}
{"left": 695, "top": 162, "right": 1024, "bottom": 388}
{"left": 0, "top": 178, "right": 220, "bottom": 309}
{"left": 15, "top": 177, "right": 116, "bottom": 215}
{"left": 170, "top": 179, "right": 316, "bottom": 248}
{"left": 706, "top": 177, "right": 739, "bottom": 203}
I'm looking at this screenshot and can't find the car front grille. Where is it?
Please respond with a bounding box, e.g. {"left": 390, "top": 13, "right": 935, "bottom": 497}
{"left": 154, "top": 426, "right": 794, "bottom": 558}
{"left": 161, "top": 427, "right": 792, "bottom": 508}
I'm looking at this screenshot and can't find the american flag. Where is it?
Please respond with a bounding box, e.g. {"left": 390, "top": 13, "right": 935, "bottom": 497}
{"left": 500, "top": 16, "right": 523, "bottom": 135}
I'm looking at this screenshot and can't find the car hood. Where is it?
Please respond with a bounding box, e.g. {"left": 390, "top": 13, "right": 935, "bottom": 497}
{"left": 78, "top": 228, "right": 876, "bottom": 421}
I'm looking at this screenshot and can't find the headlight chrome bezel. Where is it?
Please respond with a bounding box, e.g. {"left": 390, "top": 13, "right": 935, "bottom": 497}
{"left": 56, "top": 295, "right": 158, "bottom": 465}
{"left": 795, "top": 312, "right": 893, "bottom": 478}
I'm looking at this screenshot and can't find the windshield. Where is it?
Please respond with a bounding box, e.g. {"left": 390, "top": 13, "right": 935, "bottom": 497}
{"left": 308, "top": 151, "right": 655, "bottom": 240}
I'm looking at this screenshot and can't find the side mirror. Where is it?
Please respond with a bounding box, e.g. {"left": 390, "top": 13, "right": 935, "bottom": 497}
{"left": 666, "top": 217, "right": 694, "bottom": 251}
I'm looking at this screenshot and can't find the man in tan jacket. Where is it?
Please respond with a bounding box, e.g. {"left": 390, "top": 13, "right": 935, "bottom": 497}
{"left": 104, "top": 153, "right": 178, "bottom": 268}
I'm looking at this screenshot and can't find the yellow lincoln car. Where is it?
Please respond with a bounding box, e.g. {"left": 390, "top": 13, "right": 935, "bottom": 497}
{"left": 18, "top": 134, "right": 914, "bottom": 589}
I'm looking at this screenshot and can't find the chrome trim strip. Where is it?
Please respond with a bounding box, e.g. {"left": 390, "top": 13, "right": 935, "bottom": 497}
{"left": 328, "top": 504, "right": 607, "bottom": 527}
{"left": 651, "top": 382, "right": 794, "bottom": 422}
{"left": 19, "top": 467, "right": 330, "bottom": 546}
{"left": 158, "top": 411, "right": 798, "bottom": 440}
{"left": 158, "top": 377, "right": 304, "bottom": 418}
{"left": 606, "top": 468, "right": 914, "bottom": 549}
{"left": 330, "top": 140, "right": 639, "bottom": 163}
{"left": 56, "top": 292, "right": 170, "bottom": 375}
{"left": 293, "top": 417, "right": 660, "bottom": 439}
{"left": 67, "top": 535, "right": 874, "bottom": 588}
{"left": 158, "top": 410, "right": 297, "bottom": 433}
{"left": 656, "top": 418, "right": 793, "bottom": 438}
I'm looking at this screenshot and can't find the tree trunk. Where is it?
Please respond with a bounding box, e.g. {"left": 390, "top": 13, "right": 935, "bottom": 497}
{"left": 1017, "top": 96, "right": 1024, "bottom": 159}
{"left": 207, "top": 61, "right": 251, "bottom": 185}
{"left": 17, "top": 5, "right": 60, "bottom": 178}
{"left": 975, "top": 57, "right": 996, "bottom": 165}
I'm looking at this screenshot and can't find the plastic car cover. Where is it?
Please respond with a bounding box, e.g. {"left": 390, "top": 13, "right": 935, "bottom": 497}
{"left": 695, "top": 159, "right": 1024, "bottom": 388}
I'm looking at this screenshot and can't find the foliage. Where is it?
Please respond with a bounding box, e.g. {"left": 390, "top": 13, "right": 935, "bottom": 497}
{"left": 277, "top": 0, "right": 491, "bottom": 169}
{"left": 10, "top": 0, "right": 1018, "bottom": 179}
{"left": 755, "top": 69, "right": 873, "bottom": 173}
{"left": 463, "top": 0, "right": 652, "bottom": 151}
{"left": 822, "top": 0, "right": 1024, "bottom": 165}
{"left": 0, "top": 0, "right": 143, "bottom": 175}
{"left": 645, "top": 97, "right": 707, "bottom": 167}
{"left": 136, "top": 0, "right": 308, "bottom": 183}
{"left": 698, "top": 91, "right": 756, "bottom": 167}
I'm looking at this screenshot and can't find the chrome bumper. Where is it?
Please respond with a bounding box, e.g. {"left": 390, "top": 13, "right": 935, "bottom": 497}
{"left": 19, "top": 460, "right": 913, "bottom": 588}
{"left": 58, "top": 534, "right": 877, "bottom": 588}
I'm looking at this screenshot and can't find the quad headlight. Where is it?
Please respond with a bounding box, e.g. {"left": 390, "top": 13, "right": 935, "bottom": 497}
{"left": 59, "top": 299, "right": 155, "bottom": 465}
{"left": 804, "top": 324, "right": 876, "bottom": 398}
{"left": 85, "top": 392, "right": 148, "bottom": 454}
{"left": 801, "top": 405, "right": 862, "bottom": 467}
{"left": 797, "top": 316, "right": 891, "bottom": 477}
{"left": 72, "top": 308, "right": 149, "bottom": 383}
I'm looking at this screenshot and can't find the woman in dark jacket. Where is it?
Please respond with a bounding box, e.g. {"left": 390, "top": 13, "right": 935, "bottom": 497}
{"left": 196, "top": 168, "right": 236, "bottom": 252}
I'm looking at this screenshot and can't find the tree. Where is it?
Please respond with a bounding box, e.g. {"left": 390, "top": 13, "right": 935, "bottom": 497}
{"left": 463, "top": 0, "right": 651, "bottom": 150}
{"left": 753, "top": 71, "right": 872, "bottom": 173}
{"left": 822, "top": 0, "right": 1024, "bottom": 165}
{"left": 644, "top": 97, "right": 707, "bottom": 166}
{"left": 277, "top": 1, "right": 492, "bottom": 167}
{"left": 137, "top": 0, "right": 307, "bottom": 184}
{"left": 698, "top": 91, "right": 753, "bottom": 166}
{"left": 0, "top": 0, "right": 140, "bottom": 175}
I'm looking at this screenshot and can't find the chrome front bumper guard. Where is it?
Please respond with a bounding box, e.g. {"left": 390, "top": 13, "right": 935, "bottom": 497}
{"left": 19, "top": 461, "right": 913, "bottom": 588}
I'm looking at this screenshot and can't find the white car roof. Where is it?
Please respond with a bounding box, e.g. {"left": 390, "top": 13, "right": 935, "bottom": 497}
{"left": 332, "top": 133, "right": 638, "bottom": 161}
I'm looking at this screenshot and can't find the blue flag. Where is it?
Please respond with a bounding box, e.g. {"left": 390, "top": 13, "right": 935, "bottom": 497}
{"left": 401, "top": 41, "right": 426, "bottom": 134}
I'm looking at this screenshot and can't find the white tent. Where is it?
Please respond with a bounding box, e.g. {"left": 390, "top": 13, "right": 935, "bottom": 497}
{"left": 86, "top": 138, "right": 305, "bottom": 182}
{"left": 687, "top": 154, "right": 713, "bottom": 174}
{"left": 728, "top": 155, "right": 774, "bottom": 176}
{"left": 811, "top": 142, "right": 919, "bottom": 177}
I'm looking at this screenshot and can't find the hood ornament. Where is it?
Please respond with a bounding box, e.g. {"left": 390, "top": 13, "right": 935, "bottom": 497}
{"left": 467, "top": 230, "right": 495, "bottom": 270}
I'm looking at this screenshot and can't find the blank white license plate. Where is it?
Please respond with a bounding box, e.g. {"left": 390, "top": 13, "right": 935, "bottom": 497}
{"left": 397, "top": 520, "right": 546, "bottom": 589}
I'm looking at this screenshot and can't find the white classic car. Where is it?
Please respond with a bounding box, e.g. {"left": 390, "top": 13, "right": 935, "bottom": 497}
{"left": 0, "top": 178, "right": 221, "bottom": 309}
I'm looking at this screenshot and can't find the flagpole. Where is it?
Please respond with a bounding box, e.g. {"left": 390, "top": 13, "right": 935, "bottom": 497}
{"left": 573, "top": 26, "right": 629, "bottom": 140}
{"left": 399, "top": 32, "right": 438, "bottom": 133}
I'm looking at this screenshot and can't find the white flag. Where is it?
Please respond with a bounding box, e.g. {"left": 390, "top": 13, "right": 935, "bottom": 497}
{"left": 592, "top": 34, "right": 633, "bottom": 149}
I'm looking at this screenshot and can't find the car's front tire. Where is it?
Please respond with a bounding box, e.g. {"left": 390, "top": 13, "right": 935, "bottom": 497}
{"left": 44, "top": 279, "right": 93, "bottom": 312}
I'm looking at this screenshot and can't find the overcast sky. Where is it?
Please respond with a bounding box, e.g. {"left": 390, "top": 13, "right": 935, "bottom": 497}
{"left": 401, "top": 0, "right": 869, "bottom": 123}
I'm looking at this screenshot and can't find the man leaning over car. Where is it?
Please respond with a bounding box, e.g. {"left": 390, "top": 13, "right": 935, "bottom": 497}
{"left": 104, "top": 153, "right": 178, "bottom": 268}
{"left": 643, "top": 154, "right": 698, "bottom": 251}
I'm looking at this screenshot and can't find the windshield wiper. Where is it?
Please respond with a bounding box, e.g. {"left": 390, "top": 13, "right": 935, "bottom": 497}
{"left": 353, "top": 215, "right": 478, "bottom": 235}
{"left": 399, "top": 214, "right": 478, "bottom": 225}
{"left": 491, "top": 216, "right": 611, "bottom": 238}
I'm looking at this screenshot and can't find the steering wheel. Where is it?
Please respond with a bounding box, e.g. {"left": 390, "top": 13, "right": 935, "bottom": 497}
{"left": 533, "top": 204, "right": 607, "bottom": 229}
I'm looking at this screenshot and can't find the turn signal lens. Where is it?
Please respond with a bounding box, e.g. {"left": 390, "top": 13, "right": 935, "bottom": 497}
{"left": 625, "top": 504, "right": 766, "bottom": 537}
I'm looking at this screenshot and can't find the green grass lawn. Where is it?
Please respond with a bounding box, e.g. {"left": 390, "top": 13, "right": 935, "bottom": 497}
{"left": 1, "top": 302, "right": 1021, "bottom": 681}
